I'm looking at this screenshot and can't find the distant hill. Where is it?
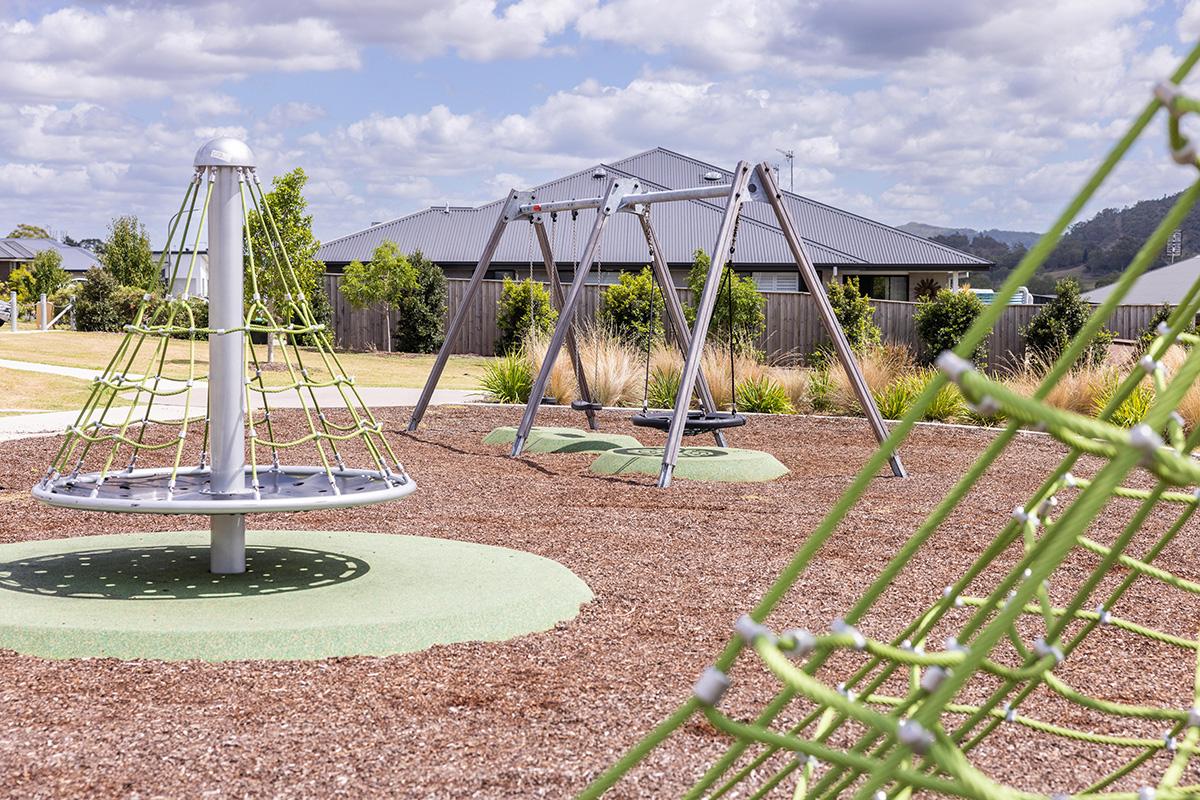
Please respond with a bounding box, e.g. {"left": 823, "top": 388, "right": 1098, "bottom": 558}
{"left": 898, "top": 222, "right": 1041, "bottom": 249}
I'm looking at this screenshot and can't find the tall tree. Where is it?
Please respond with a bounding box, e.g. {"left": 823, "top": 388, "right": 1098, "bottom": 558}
{"left": 101, "top": 215, "right": 158, "bottom": 290}
{"left": 7, "top": 223, "right": 51, "bottom": 239}
{"left": 245, "top": 168, "right": 324, "bottom": 359}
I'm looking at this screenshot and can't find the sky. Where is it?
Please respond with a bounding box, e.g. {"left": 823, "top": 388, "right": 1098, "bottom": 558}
{"left": 3, "top": 0, "right": 1200, "bottom": 248}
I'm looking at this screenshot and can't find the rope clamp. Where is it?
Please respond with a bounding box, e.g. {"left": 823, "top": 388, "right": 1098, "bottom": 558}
{"left": 692, "top": 666, "right": 731, "bottom": 707}
{"left": 831, "top": 618, "right": 866, "bottom": 650}
{"left": 779, "top": 628, "right": 816, "bottom": 660}
{"left": 897, "top": 719, "right": 934, "bottom": 754}
{"left": 734, "top": 614, "right": 775, "bottom": 645}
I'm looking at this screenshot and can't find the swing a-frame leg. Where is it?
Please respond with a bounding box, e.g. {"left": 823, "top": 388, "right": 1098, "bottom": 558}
{"left": 511, "top": 176, "right": 635, "bottom": 457}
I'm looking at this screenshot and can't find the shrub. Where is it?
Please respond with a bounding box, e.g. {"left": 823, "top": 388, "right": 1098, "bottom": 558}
{"left": 1138, "top": 303, "right": 1195, "bottom": 354}
{"left": 769, "top": 368, "right": 813, "bottom": 414}
{"left": 735, "top": 375, "right": 794, "bottom": 414}
{"left": 74, "top": 268, "right": 125, "bottom": 332}
{"left": 913, "top": 288, "right": 986, "bottom": 365}
{"left": 478, "top": 353, "right": 533, "bottom": 404}
{"left": 824, "top": 278, "right": 881, "bottom": 355}
{"left": 646, "top": 364, "right": 682, "bottom": 409}
{"left": 684, "top": 249, "right": 765, "bottom": 351}
{"left": 393, "top": 250, "right": 447, "bottom": 353}
{"left": 496, "top": 277, "right": 556, "bottom": 355}
{"left": 921, "top": 373, "right": 966, "bottom": 422}
{"left": 873, "top": 373, "right": 923, "bottom": 420}
{"left": 1093, "top": 375, "right": 1155, "bottom": 429}
{"left": 828, "top": 344, "right": 912, "bottom": 413}
{"left": 599, "top": 267, "right": 665, "bottom": 349}
{"left": 1022, "top": 278, "right": 1114, "bottom": 366}
{"left": 808, "top": 369, "right": 835, "bottom": 412}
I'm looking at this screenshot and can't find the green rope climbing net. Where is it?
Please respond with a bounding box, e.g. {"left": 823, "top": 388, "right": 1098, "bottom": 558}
{"left": 582, "top": 45, "right": 1200, "bottom": 800}
{"left": 35, "top": 163, "right": 410, "bottom": 506}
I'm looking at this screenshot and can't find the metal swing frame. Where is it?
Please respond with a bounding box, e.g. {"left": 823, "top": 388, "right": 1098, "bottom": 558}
{"left": 409, "top": 161, "right": 905, "bottom": 486}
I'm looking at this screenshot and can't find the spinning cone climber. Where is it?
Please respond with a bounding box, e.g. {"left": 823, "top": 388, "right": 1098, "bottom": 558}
{"left": 32, "top": 138, "right": 415, "bottom": 574}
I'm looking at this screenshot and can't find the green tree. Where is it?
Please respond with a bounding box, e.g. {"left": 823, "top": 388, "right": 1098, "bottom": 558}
{"left": 1137, "top": 303, "right": 1195, "bottom": 353}
{"left": 913, "top": 288, "right": 987, "bottom": 365}
{"left": 599, "top": 267, "right": 665, "bottom": 350}
{"left": 74, "top": 268, "right": 124, "bottom": 332}
{"left": 341, "top": 240, "right": 418, "bottom": 352}
{"left": 10, "top": 249, "right": 69, "bottom": 302}
{"left": 101, "top": 215, "right": 158, "bottom": 290}
{"left": 1023, "top": 277, "right": 1114, "bottom": 366}
{"left": 824, "top": 277, "right": 881, "bottom": 354}
{"left": 393, "top": 249, "right": 447, "bottom": 353}
{"left": 684, "top": 249, "right": 765, "bottom": 351}
{"left": 7, "top": 223, "right": 50, "bottom": 239}
{"left": 496, "top": 277, "right": 556, "bottom": 354}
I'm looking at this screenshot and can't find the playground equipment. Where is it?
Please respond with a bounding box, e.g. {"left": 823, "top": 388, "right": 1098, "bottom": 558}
{"left": 31, "top": 138, "right": 416, "bottom": 574}
{"left": 412, "top": 161, "right": 903, "bottom": 486}
{"left": 582, "top": 53, "right": 1200, "bottom": 800}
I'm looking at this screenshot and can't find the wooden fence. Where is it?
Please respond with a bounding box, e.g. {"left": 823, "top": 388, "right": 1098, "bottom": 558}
{"left": 324, "top": 275, "right": 1164, "bottom": 370}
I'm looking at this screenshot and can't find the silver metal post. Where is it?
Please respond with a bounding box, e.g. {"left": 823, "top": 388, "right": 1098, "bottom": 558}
{"left": 657, "top": 163, "right": 753, "bottom": 487}
{"left": 38, "top": 294, "right": 47, "bottom": 331}
{"left": 754, "top": 163, "right": 905, "bottom": 477}
{"left": 533, "top": 217, "right": 597, "bottom": 430}
{"left": 409, "top": 191, "right": 530, "bottom": 432}
{"left": 10, "top": 291, "right": 17, "bottom": 332}
{"left": 196, "top": 138, "right": 256, "bottom": 573}
{"left": 635, "top": 210, "right": 726, "bottom": 447}
{"left": 512, "top": 177, "right": 635, "bottom": 456}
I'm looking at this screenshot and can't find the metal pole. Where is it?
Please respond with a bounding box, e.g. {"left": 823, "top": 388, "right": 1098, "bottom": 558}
{"left": 195, "top": 138, "right": 256, "bottom": 573}
{"left": 754, "top": 162, "right": 905, "bottom": 477}
{"left": 39, "top": 294, "right": 47, "bottom": 331}
{"left": 657, "top": 162, "right": 753, "bottom": 487}
{"left": 10, "top": 291, "right": 17, "bottom": 332}
{"left": 534, "top": 217, "right": 597, "bottom": 430}
{"left": 636, "top": 210, "right": 726, "bottom": 447}
{"left": 512, "top": 176, "right": 635, "bottom": 456}
{"left": 409, "top": 191, "right": 530, "bottom": 431}
{"left": 517, "top": 183, "right": 734, "bottom": 218}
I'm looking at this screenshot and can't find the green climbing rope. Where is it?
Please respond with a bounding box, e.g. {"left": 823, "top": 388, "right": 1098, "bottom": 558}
{"left": 582, "top": 44, "right": 1200, "bottom": 800}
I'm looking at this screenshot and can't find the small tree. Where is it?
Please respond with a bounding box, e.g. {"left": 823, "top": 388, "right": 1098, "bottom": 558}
{"left": 684, "top": 249, "right": 765, "bottom": 351}
{"left": 393, "top": 250, "right": 447, "bottom": 353}
{"left": 1138, "top": 303, "right": 1195, "bottom": 353}
{"left": 496, "top": 277, "right": 556, "bottom": 354}
{"left": 10, "top": 249, "right": 69, "bottom": 302}
{"left": 824, "top": 277, "right": 881, "bottom": 353}
{"left": 246, "top": 167, "right": 324, "bottom": 360}
{"left": 599, "top": 267, "right": 665, "bottom": 350}
{"left": 7, "top": 223, "right": 50, "bottom": 239}
{"left": 914, "top": 288, "right": 986, "bottom": 365}
{"left": 74, "top": 268, "right": 125, "bottom": 332}
{"left": 341, "top": 241, "right": 418, "bottom": 352}
{"left": 1023, "top": 277, "right": 1114, "bottom": 366}
{"left": 102, "top": 215, "right": 158, "bottom": 290}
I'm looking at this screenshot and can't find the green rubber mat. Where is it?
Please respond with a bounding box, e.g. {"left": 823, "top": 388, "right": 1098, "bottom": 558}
{"left": 0, "top": 530, "right": 592, "bottom": 661}
{"left": 590, "top": 446, "right": 788, "bottom": 483}
{"left": 484, "top": 425, "right": 641, "bottom": 453}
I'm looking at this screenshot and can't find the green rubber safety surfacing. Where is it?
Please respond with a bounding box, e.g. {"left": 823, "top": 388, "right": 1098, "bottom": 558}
{"left": 0, "top": 530, "right": 592, "bottom": 661}
{"left": 590, "top": 446, "right": 789, "bottom": 482}
{"left": 484, "top": 425, "right": 641, "bottom": 453}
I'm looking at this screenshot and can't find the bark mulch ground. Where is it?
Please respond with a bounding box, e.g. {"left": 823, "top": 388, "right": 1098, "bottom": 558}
{"left": 0, "top": 406, "right": 1197, "bottom": 798}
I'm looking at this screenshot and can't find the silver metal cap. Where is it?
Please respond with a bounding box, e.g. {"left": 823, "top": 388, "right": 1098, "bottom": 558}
{"left": 193, "top": 137, "right": 255, "bottom": 168}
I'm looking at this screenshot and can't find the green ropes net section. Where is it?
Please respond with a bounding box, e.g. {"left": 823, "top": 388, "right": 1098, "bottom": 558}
{"left": 582, "top": 47, "right": 1200, "bottom": 800}
{"left": 33, "top": 163, "right": 412, "bottom": 512}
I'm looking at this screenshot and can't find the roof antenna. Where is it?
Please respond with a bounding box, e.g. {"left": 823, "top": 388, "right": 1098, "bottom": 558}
{"left": 776, "top": 148, "right": 795, "bottom": 192}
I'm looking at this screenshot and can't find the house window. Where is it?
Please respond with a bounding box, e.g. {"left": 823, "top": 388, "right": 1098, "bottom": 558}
{"left": 752, "top": 272, "right": 801, "bottom": 292}
{"left": 853, "top": 275, "right": 908, "bottom": 301}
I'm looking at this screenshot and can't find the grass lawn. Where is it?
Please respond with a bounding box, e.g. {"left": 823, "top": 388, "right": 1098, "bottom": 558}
{"left": 0, "top": 366, "right": 97, "bottom": 413}
{"left": 0, "top": 330, "right": 492, "bottom": 389}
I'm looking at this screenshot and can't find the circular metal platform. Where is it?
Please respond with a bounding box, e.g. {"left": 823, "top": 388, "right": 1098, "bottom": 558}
{"left": 32, "top": 465, "right": 416, "bottom": 514}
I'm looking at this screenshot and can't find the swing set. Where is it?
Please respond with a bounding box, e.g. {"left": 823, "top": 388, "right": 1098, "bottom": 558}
{"left": 410, "top": 160, "right": 905, "bottom": 486}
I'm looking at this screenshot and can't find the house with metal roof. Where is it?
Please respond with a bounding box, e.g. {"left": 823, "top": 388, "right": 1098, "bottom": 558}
{"left": 1080, "top": 256, "right": 1199, "bottom": 305}
{"left": 317, "top": 147, "right": 989, "bottom": 301}
{"left": 0, "top": 238, "right": 101, "bottom": 283}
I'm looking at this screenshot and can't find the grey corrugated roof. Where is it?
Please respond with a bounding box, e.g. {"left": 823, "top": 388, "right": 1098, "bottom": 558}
{"left": 0, "top": 238, "right": 101, "bottom": 272}
{"left": 317, "top": 147, "right": 988, "bottom": 270}
{"left": 1081, "top": 257, "right": 1200, "bottom": 305}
